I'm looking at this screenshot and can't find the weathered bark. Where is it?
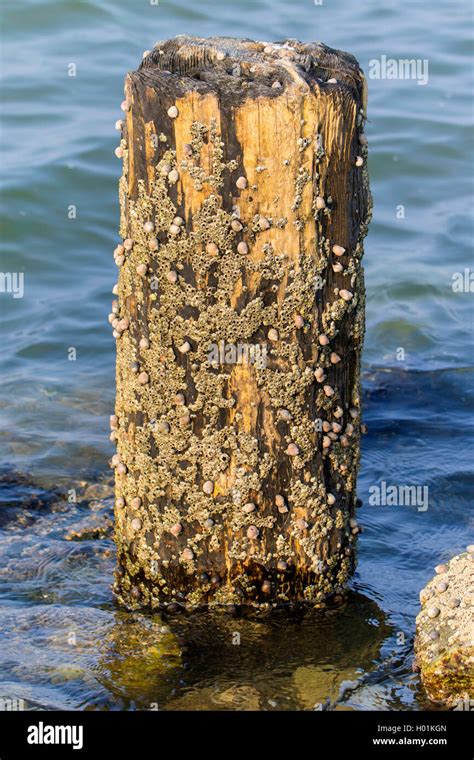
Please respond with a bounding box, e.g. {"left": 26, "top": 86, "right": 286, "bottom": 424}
{"left": 111, "top": 36, "right": 371, "bottom": 610}
{"left": 415, "top": 550, "right": 474, "bottom": 707}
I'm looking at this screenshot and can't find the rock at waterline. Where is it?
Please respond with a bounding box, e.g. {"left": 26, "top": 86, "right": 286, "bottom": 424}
{"left": 415, "top": 550, "right": 474, "bottom": 707}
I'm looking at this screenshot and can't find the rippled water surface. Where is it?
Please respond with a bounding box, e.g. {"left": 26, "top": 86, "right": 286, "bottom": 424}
{"left": 0, "top": 0, "right": 473, "bottom": 710}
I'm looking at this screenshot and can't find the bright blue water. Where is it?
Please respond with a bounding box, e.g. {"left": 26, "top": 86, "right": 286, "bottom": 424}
{"left": 0, "top": 0, "right": 472, "bottom": 710}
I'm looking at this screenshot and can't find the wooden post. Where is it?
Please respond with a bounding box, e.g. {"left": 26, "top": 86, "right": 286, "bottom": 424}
{"left": 110, "top": 36, "right": 371, "bottom": 610}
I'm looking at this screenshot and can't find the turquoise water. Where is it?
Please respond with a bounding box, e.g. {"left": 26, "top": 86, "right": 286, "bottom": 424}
{"left": 0, "top": 0, "right": 473, "bottom": 710}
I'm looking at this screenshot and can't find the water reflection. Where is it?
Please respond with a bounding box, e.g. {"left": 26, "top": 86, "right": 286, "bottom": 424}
{"left": 0, "top": 473, "right": 393, "bottom": 711}
{"left": 159, "top": 594, "right": 392, "bottom": 711}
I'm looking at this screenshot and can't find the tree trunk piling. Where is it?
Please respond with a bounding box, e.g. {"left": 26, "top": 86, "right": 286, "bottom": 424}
{"left": 110, "top": 36, "right": 371, "bottom": 610}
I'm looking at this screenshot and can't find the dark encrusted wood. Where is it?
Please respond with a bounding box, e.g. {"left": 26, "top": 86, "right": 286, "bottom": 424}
{"left": 111, "top": 36, "right": 371, "bottom": 610}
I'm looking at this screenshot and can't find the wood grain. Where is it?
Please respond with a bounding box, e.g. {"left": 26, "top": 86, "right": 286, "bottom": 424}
{"left": 112, "top": 36, "right": 371, "bottom": 610}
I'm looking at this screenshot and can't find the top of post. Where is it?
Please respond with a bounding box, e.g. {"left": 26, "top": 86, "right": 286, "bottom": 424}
{"left": 135, "top": 35, "right": 366, "bottom": 108}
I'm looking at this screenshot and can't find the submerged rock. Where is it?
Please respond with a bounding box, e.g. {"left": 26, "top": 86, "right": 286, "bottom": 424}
{"left": 166, "top": 683, "right": 262, "bottom": 711}
{"left": 0, "top": 470, "right": 65, "bottom": 528}
{"left": 65, "top": 516, "right": 113, "bottom": 541}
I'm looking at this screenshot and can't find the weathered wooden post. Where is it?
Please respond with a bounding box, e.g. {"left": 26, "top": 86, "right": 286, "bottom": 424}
{"left": 110, "top": 36, "right": 371, "bottom": 610}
